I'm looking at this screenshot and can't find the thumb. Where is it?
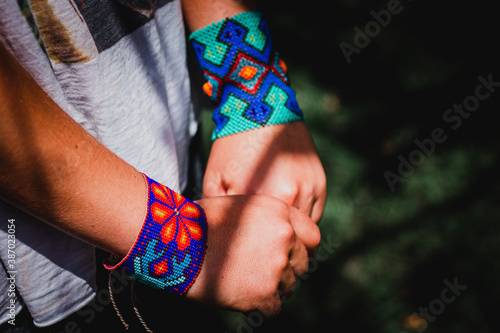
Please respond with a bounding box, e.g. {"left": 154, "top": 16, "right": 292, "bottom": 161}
{"left": 288, "top": 206, "right": 321, "bottom": 252}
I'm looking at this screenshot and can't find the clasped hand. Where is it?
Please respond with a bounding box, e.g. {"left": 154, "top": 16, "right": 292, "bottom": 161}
{"left": 187, "top": 122, "right": 326, "bottom": 315}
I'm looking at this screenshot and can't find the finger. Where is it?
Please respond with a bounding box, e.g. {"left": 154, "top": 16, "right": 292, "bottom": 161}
{"left": 279, "top": 263, "right": 296, "bottom": 299}
{"left": 288, "top": 237, "right": 309, "bottom": 277}
{"left": 257, "top": 291, "right": 282, "bottom": 317}
{"left": 310, "top": 192, "right": 326, "bottom": 224}
{"left": 293, "top": 190, "right": 314, "bottom": 220}
{"left": 288, "top": 206, "right": 321, "bottom": 252}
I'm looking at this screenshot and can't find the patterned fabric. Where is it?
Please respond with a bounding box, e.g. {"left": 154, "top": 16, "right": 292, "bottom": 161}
{"left": 105, "top": 175, "right": 207, "bottom": 294}
{"left": 189, "top": 11, "right": 304, "bottom": 139}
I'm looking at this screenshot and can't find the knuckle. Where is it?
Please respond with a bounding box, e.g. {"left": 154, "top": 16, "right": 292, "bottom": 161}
{"left": 309, "top": 172, "right": 327, "bottom": 198}
{"left": 275, "top": 222, "right": 295, "bottom": 244}
{"left": 276, "top": 183, "right": 298, "bottom": 205}
{"left": 275, "top": 253, "right": 290, "bottom": 272}
{"left": 319, "top": 170, "right": 327, "bottom": 188}
{"left": 302, "top": 183, "right": 314, "bottom": 196}
{"left": 314, "top": 172, "right": 327, "bottom": 197}
{"left": 269, "top": 197, "right": 290, "bottom": 216}
{"left": 264, "top": 198, "right": 293, "bottom": 225}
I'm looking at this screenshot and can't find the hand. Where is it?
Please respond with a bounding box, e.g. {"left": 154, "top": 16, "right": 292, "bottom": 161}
{"left": 186, "top": 195, "right": 320, "bottom": 315}
{"left": 203, "top": 122, "right": 327, "bottom": 224}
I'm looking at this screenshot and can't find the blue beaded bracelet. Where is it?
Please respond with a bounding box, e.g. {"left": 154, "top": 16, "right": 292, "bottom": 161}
{"left": 105, "top": 174, "right": 207, "bottom": 295}
{"left": 189, "top": 11, "right": 304, "bottom": 140}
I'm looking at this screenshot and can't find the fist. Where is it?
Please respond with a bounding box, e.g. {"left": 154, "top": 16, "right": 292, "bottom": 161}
{"left": 186, "top": 195, "right": 320, "bottom": 315}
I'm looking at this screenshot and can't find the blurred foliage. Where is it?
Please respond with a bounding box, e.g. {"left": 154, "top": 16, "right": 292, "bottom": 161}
{"left": 195, "top": 1, "right": 500, "bottom": 332}
{"left": 96, "top": 1, "right": 499, "bottom": 332}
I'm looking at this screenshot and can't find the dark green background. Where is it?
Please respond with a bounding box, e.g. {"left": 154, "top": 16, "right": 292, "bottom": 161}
{"left": 202, "top": 1, "right": 499, "bottom": 332}
{"left": 86, "top": 1, "right": 498, "bottom": 332}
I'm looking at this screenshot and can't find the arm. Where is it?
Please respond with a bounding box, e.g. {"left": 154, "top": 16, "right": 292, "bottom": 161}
{"left": 0, "top": 42, "right": 319, "bottom": 313}
{"left": 182, "top": 0, "right": 327, "bottom": 223}
{"left": 204, "top": 122, "right": 327, "bottom": 223}
{"left": 0, "top": 42, "right": 145, "bottom": 257}
{"left": 182, "top": 0, "right": 256, "bottom": 31}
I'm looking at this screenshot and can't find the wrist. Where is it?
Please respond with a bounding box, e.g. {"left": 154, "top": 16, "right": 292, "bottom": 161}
{"left": 105, "top": 174, "right": 207, "bottom": 295}
{"left": 189, "top": 11, "right": 304, "bottom": 140}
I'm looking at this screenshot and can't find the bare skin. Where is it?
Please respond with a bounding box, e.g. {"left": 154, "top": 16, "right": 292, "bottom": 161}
{"left": 0, "top": 0, "right": 322, "bottom": 313}
{"left": 181, "top": 0, "right": 327, "bottom": 224}
{"left": 203, "top": 122, "right": 327, "bottom": 224}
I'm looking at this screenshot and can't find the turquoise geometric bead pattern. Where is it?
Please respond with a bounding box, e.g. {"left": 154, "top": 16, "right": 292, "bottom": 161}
{"left": 189, "top": 11, "right": 304, "bottom": 139}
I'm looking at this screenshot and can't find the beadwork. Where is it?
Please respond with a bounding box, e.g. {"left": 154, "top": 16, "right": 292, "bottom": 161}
{"left": 105, "top": 175, "right": 207, "bottom": 295}
{"left": 190, "top": 11, "right": 304, "bottom": 139}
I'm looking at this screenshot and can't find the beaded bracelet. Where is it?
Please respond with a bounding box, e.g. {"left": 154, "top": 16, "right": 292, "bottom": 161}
{"left": 105, "top": 174, "right": 207, "bottom": 295}
{"left": 189, "top": 11, "right": 304, "bottom": 140}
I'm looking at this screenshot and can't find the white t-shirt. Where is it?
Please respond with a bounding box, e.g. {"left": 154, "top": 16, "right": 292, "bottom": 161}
{"left": 0, "top": 0, "right": 196, "bottom": 326}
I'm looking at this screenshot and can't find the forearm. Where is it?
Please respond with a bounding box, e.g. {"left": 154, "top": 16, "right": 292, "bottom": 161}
{"left": 0, "top": 43, "right": 145, "bottom": 257}
{"left": 181, "top": 0, "right": 256, "bottom": 32}
{"left": 182, "top": 1, "right": 326, "bottom": 222}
